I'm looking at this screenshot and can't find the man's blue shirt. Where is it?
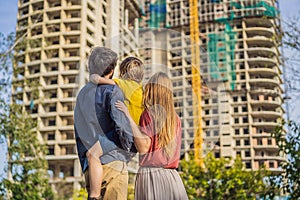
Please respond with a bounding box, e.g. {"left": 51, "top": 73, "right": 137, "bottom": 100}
{"left": 74, "top": 82, "right": 136, "bottom": 173}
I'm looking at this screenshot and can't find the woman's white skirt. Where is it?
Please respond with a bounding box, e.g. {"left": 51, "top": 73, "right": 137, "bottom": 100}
{"left": 134, "top": 167, "right": 188, "bottom": 200}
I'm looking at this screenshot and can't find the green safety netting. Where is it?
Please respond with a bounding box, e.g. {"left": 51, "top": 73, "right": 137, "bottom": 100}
{"left": 149, "top": 0, "right": 167, "bottom": 28}
{"left": 207, "top": 23, "right": 236, "bottom": 90}
{"left": 207, "top": 0, "right": 278, "bottom": 90}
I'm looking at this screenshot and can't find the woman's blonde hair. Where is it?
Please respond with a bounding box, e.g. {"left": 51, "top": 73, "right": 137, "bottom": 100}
{"left": 119, "top": 57, "right": 144, "bottom": 83}
{"left": 143, "top": 72, "right": 178, "bottom": 156}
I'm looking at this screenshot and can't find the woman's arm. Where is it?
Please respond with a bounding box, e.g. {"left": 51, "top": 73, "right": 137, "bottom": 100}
{"left": 115, "top": 101, "right": 151, "bottom": 154}
{"left": 90, "top": 74, "right": 116, "bottom": 85}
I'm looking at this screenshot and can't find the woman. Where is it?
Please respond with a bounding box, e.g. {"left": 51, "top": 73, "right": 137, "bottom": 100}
{"left": 116, "top": 72, "right": 188, "bottom": 200}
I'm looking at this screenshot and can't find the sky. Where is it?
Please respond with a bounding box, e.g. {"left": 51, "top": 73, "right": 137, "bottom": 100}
{"left": 0, "top": 0, "right": 299, "bottom": 179}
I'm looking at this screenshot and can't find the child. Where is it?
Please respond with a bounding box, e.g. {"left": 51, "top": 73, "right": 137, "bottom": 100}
{"left": 90, "top": 56, "right": 144, "bottom": 125}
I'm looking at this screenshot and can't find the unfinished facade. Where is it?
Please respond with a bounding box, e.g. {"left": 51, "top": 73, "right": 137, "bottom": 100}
{"left": 13, "top": 0, "right": 141, "bottom": 196}
{"left": 141, "top": 0, "right": 284, "bottom": 171}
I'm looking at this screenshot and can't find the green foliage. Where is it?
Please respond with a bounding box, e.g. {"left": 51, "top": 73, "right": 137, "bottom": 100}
{"left": 271, "top": 120, "right": 300, "bottom": 199}
{"left": 0, "top": 100, "right": 54, "bottom": 200}
{"left": 180, "top": 153, "right": 277, "bottom": 200}
{"left": 0, "top": 32, "right": 15, "bottom": 98}
{"left": 72, "top": 188, "right": 88, "bottom": 200}
{"left": 127, "top": 183, "right": 135, "bottom": 200}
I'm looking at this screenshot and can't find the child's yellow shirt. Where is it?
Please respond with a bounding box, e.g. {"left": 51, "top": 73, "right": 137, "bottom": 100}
{"left": 113, "top": 78, "right": 143, "bottom": 125}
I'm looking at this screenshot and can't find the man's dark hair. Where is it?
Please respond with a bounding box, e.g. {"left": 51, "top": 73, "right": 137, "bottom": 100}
{"left": 101, "top": 60, "right": 117, "bottom": 77}
{"left": 88, "top": 47, "right": 118, "bottom": 76}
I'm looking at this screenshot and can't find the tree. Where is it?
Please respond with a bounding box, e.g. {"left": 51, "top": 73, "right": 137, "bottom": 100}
{"left": 0, "top": 100, "right": 54, "bottom": 200}
{"left": 0, "top": 32, "right": 14, "bottom": 99}
{"left": 282, "top": 12, "right": 300, "bottom": 52}
{"left": 270, "top": 120, "right": 300, "bottom": 199}
{"left": 281, "top": 11, "right": 300, "bottom": 121}
{"left": 180, "top": 153, "right": 277, "bottom": 200}
{"left": 0, "top": 32, "right": 54, "bottom": 199}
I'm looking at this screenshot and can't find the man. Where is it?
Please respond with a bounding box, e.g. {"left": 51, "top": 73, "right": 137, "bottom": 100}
{"left": 74, "top": 47, "right": 136, "bottom": 200}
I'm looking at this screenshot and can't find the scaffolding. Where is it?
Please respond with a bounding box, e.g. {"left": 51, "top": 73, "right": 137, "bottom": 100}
{"left": 230, "top": 1, "right": 278, "bottom": 18}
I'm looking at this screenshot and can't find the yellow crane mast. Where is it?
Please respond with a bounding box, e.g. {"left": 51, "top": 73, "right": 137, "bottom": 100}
{"left": 189, "top": 0, "right": 204, "bottom": 168}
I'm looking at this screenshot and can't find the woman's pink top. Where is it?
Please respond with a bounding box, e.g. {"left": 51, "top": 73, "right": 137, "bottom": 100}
{"left": 138, "top": 110, "right": 182, "bottom": 169}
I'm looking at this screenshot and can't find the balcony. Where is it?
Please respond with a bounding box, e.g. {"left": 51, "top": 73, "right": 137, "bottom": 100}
{"left": 248, "top": 78, "right": 281, "bottom": 89}
{"left": 246, "top": 37, "right": 275, "bottom": 48}
{"left": 46, "top": 11, "right": 61, "bottom": 23}
{"left": 251, "top": 110, "right": 282, "bottom": 119}
{"left": 247, "top": 55, "right": 278, "bottom": 65}
{"left": 58, "top": 125, "right": 74, "bottom": 131}
{"left": 245, "top": 18, "right": 274, "bottom": 29}
{"left": 62, "top": 16, "right": 81, "bottom": 23}
{"left": 46, "top": 155, "right": 78, "bottom": 161}
{"left": 39, "top": 126, "right": 57, "bottom": 132}
{"left": 249, "top": 85, "right": 283, "bottom": 95}
{"left": 247, "top": 47, "right": 277, "bottom": 57}
{"left": 57, "top": 140, "right": 75, "bottom": 145}
{"left": 60, "top": 97, "right": 76, "bottom": 103}
{"left": 19, "top": 0, "right": 30, "bottom": 7}
{"left": 250, "top": 99, "right": 281, "bottom": 108}
{"left": 245, "top": 27, "right": 274, "bottom": 38}
{"left": 254, "top": 155, "right": 282, "bottom": 161}
{"left": 252, "top": 120, "right": 278, "bottom": 127}
{"left": 62, "top": 22, "right": 81, "bottom": 33}
{"left": 45, "top": 23, "right": 61, "bottom": 35}
{"left": 18, "top": 8, "right": 29, "bottom": 20}
{"left": 39, "top": 112, "right": 58, "bottom": 118}
{"left": 32, "top": 1, "right": 44, "bottom": 12}
{"left": 248, "top": 67, "right": 279, "bottom": 77}
{"left": 253, "top": 145, "right": 280, "bottom": 152}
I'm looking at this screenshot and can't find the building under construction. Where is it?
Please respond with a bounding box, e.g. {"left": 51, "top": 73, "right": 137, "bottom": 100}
{"left": 140, "top": 0, "right": 284, "bottom": 170}
{"left": 12, "top": 0, "right": 284, "bottom": 197}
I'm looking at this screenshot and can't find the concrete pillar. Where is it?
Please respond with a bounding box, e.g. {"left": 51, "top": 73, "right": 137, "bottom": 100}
{"left": 107, "top": 0, "right": 120, "bottom": 54}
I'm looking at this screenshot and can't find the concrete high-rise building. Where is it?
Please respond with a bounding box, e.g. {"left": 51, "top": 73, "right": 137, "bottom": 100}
{"left": 140, "top": 0, "right": 284, "bottom": 171}
{"left": 13, "top": 0, "right": 141, "bottom": 196}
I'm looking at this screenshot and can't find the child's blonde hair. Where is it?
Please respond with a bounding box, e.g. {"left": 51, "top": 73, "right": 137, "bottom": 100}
{"left": 119, "top": 57, "right": 144, "bottom": 83}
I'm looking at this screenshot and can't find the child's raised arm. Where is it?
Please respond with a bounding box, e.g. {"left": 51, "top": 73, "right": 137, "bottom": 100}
{"left": 90, "top": 74, "right": 116, "bottom": 85}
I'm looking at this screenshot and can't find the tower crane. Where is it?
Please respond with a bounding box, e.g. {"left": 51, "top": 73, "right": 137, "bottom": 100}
{"left": 189, "top": 0, "right": 204, "bottom": 168}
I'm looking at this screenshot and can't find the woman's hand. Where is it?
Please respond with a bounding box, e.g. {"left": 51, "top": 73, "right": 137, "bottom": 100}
{"left": 115, "top": 100, "right": 130, "bottom": 117}
{"left": 116, "top": 101, "right": 151, "bottom": 154}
